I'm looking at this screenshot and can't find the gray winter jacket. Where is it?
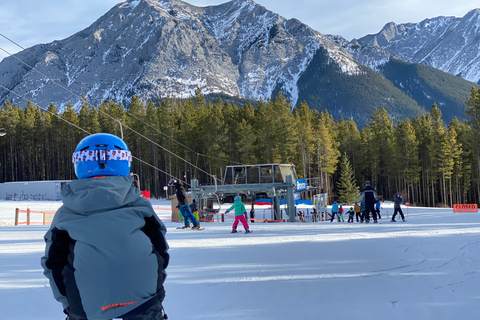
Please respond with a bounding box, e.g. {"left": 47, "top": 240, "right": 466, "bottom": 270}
{"left": 41, "top": 176, "right": 169, "bottom": 320}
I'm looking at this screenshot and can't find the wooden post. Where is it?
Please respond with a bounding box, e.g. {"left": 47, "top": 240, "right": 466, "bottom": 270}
{"left": 15, "top": 208, "right": 19, "bottom": 226}
{"left": 27, "top": 208, "right": 31, "bottom": 225}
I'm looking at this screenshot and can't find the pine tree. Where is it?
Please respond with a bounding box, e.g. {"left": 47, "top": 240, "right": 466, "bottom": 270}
{"left": 336, "top": 152, "right": 360, "bottom": 204}
{"left": 465, "top": 87, "right": 480, "bottom": 202}
{"left": 394, "top": 120, "right": 420, "bottom": 204}
{"left": 336, "top": 117, "right": 361, "bottom": 182}
{"left": 365, "top": 108, "right": 395, "bottom": 198}
{"left": 294, "top": 102, "right": 315, "bottom": 179}
{"left": 236, "top": 103, "right": 257, "bottom": 165}
{"left": 429, "top": 104, "right": 450, "bottom": 206}
{"left": 314, "top": 110, "right": 340, "bottom": 196}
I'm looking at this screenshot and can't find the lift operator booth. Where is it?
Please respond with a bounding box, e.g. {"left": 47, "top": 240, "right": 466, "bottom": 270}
{"left": 190, "top": 163, "right": 299, "bottom": 222}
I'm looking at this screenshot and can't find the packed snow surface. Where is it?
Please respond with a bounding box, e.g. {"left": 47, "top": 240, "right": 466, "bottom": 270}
{"left": 0, "top": 200, "right": 479, "bottom": 320}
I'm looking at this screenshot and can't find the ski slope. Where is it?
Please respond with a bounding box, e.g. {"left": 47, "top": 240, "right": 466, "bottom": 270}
{"left": 0, "top": 200, "right": 479, "bottom": 320}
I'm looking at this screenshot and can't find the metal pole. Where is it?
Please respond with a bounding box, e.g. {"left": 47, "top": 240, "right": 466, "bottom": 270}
{"left": 115, "top": 119, "right": 123, "bottom": 139}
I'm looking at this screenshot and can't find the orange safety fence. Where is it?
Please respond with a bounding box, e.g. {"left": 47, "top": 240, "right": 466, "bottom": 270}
{"left": 453, "top": 204, "right": 478, "bottom": 213}
{"left": 15, "top": 208, "right": 57, "bottom": 225}
{"left": 14, "top": 207, "right": 298, "bottom": 225}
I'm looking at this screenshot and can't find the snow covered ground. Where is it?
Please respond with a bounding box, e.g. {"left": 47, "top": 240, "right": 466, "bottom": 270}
{"left": 1, "top": 199, "right": 479, "bottom": 320}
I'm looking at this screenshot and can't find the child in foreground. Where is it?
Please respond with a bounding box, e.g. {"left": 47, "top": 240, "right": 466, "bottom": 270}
{"left": 41, "top": 133, "right": 169, "bottom": 320}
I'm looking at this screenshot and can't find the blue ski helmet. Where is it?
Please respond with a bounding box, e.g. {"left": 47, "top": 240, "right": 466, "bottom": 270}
{"left": 234, "top": 195, "right": 241, "bottom": 201}
{"left": 72, "top": 133, "right": 132, "bottom": 179}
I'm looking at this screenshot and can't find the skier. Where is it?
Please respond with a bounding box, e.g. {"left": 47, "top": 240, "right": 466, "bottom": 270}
{"left": 354, "top": 202, "right": 362, "bottom": 222}
{"left": 347, "top": 207, "right": 355, "bottom": 223}
{"left": 330, "top": 201, "right": 339, "bottom": 222}
{"left": 312, "top": 208, "right": 318, "bottom": 222}
{"left": 360, "top": 200, "right": 366, "bottom": 222}
{"left": 169, "top": 179, "right": 200, "bottom": 229}
{"left": 41, "top": 133, "right": 169, "bottom": 320}
{"left": 338, "top": 204, "right": 345, "bottom": 222}
{"left": 375, "top": 200, "right": 382, "bottom": 219}
{"left": 361, "top": 181, "right": 378, "bottom": 223}
{"left": 391, "top": 192, "right": 406, "bottom": 222}
{"left": 190, "top": 198, "right": 200, "bottom": 222}
{"left": 250, "top": 205, "right": 255, "bottom": 223}
{"left": 225, "top": 195, "right": 251, "bottom": 233}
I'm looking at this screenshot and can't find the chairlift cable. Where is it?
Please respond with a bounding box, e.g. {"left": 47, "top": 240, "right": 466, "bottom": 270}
{"left": 0, "top": 43, "right": 219, "bottom": 185}
{"left": 0, "top": 33, "right": 242, "bottom": 166}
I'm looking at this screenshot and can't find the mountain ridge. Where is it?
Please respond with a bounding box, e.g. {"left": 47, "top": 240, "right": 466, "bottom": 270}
{"left": 0, "top": 0, "right": 477, "bottom": 128}
{"left": 355, "top": 8, "right": 480, "bottom": 84}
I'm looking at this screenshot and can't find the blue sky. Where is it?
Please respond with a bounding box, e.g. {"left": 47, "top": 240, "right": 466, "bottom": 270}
{"left": 0, "top": 0, "right": 478, "bottom": 58}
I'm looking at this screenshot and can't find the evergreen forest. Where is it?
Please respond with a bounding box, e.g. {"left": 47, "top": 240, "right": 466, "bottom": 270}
{"left": 1, "top": 87, "right": 480, "bottom": 207}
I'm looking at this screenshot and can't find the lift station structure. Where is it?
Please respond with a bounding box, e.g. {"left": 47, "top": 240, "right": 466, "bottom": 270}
{"left": 190, "top": 163, "right": 299, "bottom": 222}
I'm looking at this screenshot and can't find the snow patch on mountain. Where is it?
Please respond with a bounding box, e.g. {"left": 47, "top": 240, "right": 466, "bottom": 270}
{"left": 356, "top": 9, "right": 480, "bottom": 84}
{"left": 0, "top": 0, "right": 382, "bottom": 110}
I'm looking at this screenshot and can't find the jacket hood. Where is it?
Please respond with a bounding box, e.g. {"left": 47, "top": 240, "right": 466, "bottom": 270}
{"left": 61, "top": 176, "right": 140, "bottom": 215}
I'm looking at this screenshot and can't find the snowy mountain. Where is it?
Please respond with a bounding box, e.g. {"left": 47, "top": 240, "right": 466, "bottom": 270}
{"left": 0, "top": 0, "right": 360, "bottom": 109}
{"left": 355, "top": 9, "right": 480, "bottom": 84}
{"left": 0, "top": 0, "right": 476, "bottom": 126}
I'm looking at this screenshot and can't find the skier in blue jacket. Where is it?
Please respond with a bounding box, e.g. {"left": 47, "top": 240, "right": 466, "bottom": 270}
{"left": 375, "top": 200, "right": 382, "bottom": 219}
{"left": 41, "top": 133, "right": 169, "bottom": 320}
{"left": 330, "top": 201, "right": 340, "bottom": 222}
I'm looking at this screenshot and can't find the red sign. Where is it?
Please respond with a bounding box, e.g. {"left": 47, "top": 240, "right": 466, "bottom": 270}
{"left": 453, "top": 204, "right": 478, "bottom": 213}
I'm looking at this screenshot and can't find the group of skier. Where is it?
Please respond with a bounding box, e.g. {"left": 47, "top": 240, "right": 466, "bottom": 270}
{"left": 330, "top": 181, "right": 406, "bottom": 223}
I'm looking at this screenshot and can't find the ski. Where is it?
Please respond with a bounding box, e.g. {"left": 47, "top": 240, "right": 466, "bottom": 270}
{"left": 176, "top": 226, "right": 205, "bottom": 230}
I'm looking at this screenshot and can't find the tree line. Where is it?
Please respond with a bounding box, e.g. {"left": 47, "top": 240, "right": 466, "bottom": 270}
{"left": 1, "top": 87, "right": 480, "bottom": 207}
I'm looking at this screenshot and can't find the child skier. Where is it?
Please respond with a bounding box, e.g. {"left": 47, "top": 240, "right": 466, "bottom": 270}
{"left": 225, "top": 195, "right": 251, "bottom": 233}
{"left": 41, "top": 133, "right": 169, "bottom": 320}
{"left": 360, "top": 200, "right": 366, "bottom": 223}
{"left": 347, "top": 207, "right": 355, "bottom": 223}
{"left": 338, "top": 204, "right": 345, "bottom": 222}
{"left": 375, "top": 200, "right": 382, "bottom": 219}
{"left": 354, "top": 202, "right": 361, "bottom": 222}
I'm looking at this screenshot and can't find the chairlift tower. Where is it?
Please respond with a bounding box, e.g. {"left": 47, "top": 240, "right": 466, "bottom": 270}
{"left": 190, "top": 163, "right": 299, "bottom": 222}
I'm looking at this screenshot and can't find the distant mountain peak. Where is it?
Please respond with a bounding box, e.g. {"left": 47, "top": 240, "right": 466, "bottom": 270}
{"left": 356, "top": 8, "right": 480, "bottom": 83}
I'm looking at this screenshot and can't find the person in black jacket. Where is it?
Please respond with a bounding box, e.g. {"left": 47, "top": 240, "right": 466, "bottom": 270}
{"left": 391, "top": 192, "right": 406, "bottom": 222}
{"left": 360, "top": 181, "right": 378, "bottom": 223}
